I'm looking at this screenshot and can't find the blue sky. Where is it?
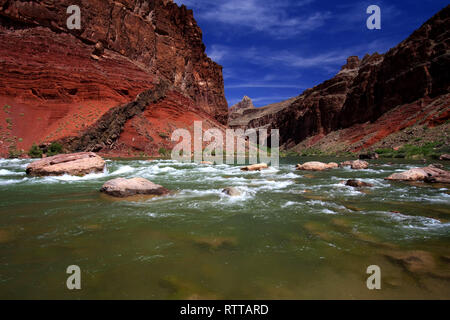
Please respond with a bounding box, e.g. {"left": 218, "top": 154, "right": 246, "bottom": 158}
{"left": 174, "top": 0, "right": 448, "bottom": 107}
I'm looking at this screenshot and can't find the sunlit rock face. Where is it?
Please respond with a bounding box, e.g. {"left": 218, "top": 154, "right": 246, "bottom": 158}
{"left": 230, "top": 6, "right": 450, "bottom": 152}
{"left": 0, "top": 0, "right": 228, "bottom": 157}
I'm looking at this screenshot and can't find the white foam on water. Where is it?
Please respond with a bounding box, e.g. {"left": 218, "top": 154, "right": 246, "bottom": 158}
{"left": 0, "top": 169, "right": 24, "bottom": 176}
{"left": 321, "top": 209, "right": 337, "bottom": 215}
{"left": 252, "top": 179, "right": 295, "bottom": 191}
{"left": 399, "top": 194, "right": 450, "bottom": 204}
{"left": 305, "top": 199, "right": 347, "bottom": 211}
{"left": 0, "top": 177, "right": 29, "bottom": 185}
{"left": 281, "top": 201, "right": 299, "bottom": 208}
{"left": 218, "top": 186, "right": 256, "bottom": 203}
{"left": 45, "top": 171, "right": 108, "bottom": 182}
{"left": 278, "top": 172, "right": 299, "bottom": 179}
{"left": 110, "top": 165, "right": 136, "bottom": 176}
{"left": 178, "top": 188, "right": 223, "bottom": 197}
{"left": 375, "top": 211, "right": 449, "bottom": 230}
{"left": 197, "top": 166, "right": 221, "bottom": 173}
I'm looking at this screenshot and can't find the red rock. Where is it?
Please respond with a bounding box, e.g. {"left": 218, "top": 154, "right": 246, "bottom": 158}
{"left": 345, "top": 180, "right": 373, "bottom": 188}
{"left": 230, "top": 6, "right": 450, "bottom": 152}
{"left": 241, "top": 163, "right": 268, "bottom": 171}
{"left": 100, "top": 177, "right": 169, "bottom": 197}
{"left": 26, "top": 152, "right": 105, "bottom": 176}
{"left": 0, "top": 0, "right": 227, "bottom": 157}
{"left": 296, "top": 161, "right": 338, "bottom": 171}
{"left": 339, "top": 160, "right": 369, "bottom": 169}
{"left": 385, "top": 165, "right": 450, "bottom": 183}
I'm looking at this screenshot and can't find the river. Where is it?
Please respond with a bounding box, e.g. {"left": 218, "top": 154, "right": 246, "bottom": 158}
{"left": 0, "top": 157, "right": 449, "bottom": 299}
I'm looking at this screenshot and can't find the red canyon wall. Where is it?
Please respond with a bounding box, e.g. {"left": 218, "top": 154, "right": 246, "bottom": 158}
{"left": 230, "top": 5, "right": 449, "bottom": 152}
{"left": 0, "top": 0, "right": 228, "bottom": 157}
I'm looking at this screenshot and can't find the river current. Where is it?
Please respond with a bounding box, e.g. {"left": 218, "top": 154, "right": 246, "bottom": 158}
{"left": 0, "top": 157, "right": 449, "bottom": 299}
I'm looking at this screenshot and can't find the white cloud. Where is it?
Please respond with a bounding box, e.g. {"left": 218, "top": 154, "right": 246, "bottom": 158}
{"left": 227, "top": 83, "right": 304, "bottom": 89}
{"left": 174, "top": 0, "right": 327, "bottom": 38}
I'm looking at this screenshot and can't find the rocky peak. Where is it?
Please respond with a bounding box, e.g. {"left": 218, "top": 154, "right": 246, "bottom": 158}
{"left": 230, "top": 96, "right": 255, "bottom": 112}
{"left": 341, "top": 56, "right": 360, "bottom": 70}
{"left": 247, "top": 5, "right": 449, "bottom": 152}
{"left": 228, "top": 95, "right": 256, "bottom": 123}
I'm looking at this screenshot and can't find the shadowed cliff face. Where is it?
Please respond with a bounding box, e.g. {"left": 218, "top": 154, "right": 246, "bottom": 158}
{"left": 231, "top": 5, "right": 449, "bottom": 152}
{"left": 0, "top": 0, "right": 228, "bottom": 157}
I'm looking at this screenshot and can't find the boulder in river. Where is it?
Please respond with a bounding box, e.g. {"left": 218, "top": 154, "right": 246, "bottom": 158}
{"left": 241, "top": 163, "right": 268, "bottom": 171}
{"left": 296, "top": 161, "right": 338, "bottom": 171}
{"left": 385, "top": 165, "right": 450, "bottom": 183}
{"left": 439, "top": 154, "right": 450, "bottom": 161}
{"left": 200, "top": 161, "right": 214, "bottom": 165}
{"left": 26, "top": 152, "right": 105, "bottom": 176}
{"left": 345, "top": 179, "right": 374, "bottom": 188}
{"left": 222, "top": 187, "right": 241, "bottom": 197}
{"left": 340, "top": 160, "right": 369, "bottom": 169}
{"left": 100, "top": 177, "right": 170, "bottom": 197}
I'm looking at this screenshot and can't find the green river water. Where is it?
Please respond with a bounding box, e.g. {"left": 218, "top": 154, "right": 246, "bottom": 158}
{"left": 0, "top": 157, "right": 449, "bottom": 299}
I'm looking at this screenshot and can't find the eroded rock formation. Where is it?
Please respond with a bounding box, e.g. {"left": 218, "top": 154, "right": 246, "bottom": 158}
{"left": 26, "top": 152, "right": 105, "bottom": 176}
{"left": 230, "top": 5, "right": 450, "bottom": 153}
{"left": 0, "top": 0, "right": 228, "bottom": 157}
{"left": 100, "top": 177, "right": 170, "bottom": 197}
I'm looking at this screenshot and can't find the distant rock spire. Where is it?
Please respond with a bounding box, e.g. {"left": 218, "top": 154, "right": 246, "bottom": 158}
{"left": 230, "top": 96, "right": 255, "bottom": 113}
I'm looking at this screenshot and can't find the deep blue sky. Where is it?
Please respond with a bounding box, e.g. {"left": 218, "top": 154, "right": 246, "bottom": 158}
{"left": 174, "top": 0, "right": 448, "bottom": 107}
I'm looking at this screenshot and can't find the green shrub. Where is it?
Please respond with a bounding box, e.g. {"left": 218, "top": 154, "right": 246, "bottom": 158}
{"left": 374, "top": 148, "right": 392, "bottom": 154}
{"left": 158, "top": 132, "right": 169, "bottom": 139}
{"left": 8, "top": 146, "right": 21, "bottom": 159}
{"left": 47, "top": 142, "right": 63, "bottom": 156}
{"left": 158, "top": 147, "right": 168, "bottom": 157}
{"left": 28, "top": 143, "right": 43, "bottom": 158}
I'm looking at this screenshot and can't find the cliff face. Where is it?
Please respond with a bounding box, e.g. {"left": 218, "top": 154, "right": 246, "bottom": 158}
{"left": 0, "top": 0, "right": 228, "bottom": 157}
{"left": 338, "top": 5, "right": 449, "bottom": 129}
{"left": 234, "top": 5, "right": 450, "bottom": 152}
{"left": 272, "top": 56, "right": 362, "bottom": 148}
{"left": 228, "top": 96, "right": 255, "bottom": 123}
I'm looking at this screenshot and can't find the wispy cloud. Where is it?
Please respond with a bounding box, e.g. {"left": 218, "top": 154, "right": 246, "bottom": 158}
{"left": 211, "top": 45, "right": 349, "bottom": 70}
{"left": 227, "top": 83, "right": 305, "bottom": 89}
{"left": 175, "top": 0, "right": 328, "bottom": 38}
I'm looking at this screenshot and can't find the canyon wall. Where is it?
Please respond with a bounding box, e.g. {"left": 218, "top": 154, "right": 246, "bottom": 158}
{"left": 230, "top": 5, "right": 449, "bottom": 152}
{"left": 0, "top": 0, "right": 228, "bottom": 157}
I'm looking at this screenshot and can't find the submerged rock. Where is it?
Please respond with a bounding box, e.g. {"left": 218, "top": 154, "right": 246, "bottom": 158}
{"left": 0, "top": 229, "right": 14, "bottom": 244}
{"left": 241, "top": 163, "right": 268, "bottom": 171}
{"left": 100, "top": 177, "right": 170, "bottom": 197}
{"left": 296, "top": 161, "right": 338, "bottom": 171}
{"left": 359, "top": 153, "right": 379, "bottom": 160}
{"left": 340, "top": 160, "right": 369, "bottom": 169}
{"left": 26, "top": 152, "right": 105, "bottom": 176}
{"left": 193, "top": 236, "right": 237, "bottom": 251}
{"left": 385, "top": 165, "right": 450, "bottom": 183}
{"left": 345, "top": 179, "right": 374, "bottom": 188}
{"left": 222, "top": 187, "right": 241, "bottom": 197}
{"left": 383, "top": 250, "right": 449, "bottom": 279}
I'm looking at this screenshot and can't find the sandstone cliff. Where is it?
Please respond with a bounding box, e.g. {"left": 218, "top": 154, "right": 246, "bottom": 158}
{"left": 0, "top": 0, "right": 228, "bottom": 157}
{"left": 232, "top": 5, "right": 449, "bottom": 153}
